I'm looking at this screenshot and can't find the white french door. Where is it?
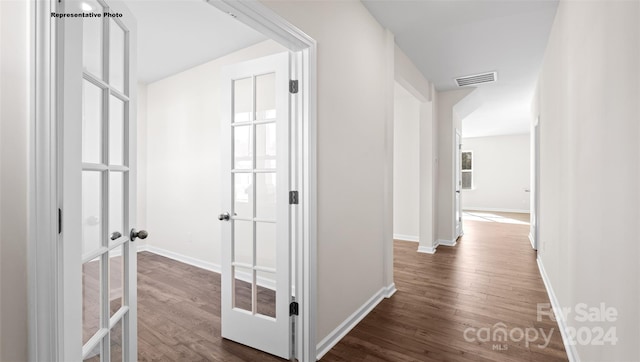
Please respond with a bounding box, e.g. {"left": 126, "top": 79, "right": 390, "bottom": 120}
{"left": 220, "top": 52, "right": 292, "bottom": 359}
{"left": 59, "top": 0, "right": 139, "bottom": 361}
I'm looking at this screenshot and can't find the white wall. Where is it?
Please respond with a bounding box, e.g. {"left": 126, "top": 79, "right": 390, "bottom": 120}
{"left": 535, "top": 1, "right": 639, "bottom": 360}
{"left": 263, "top": 0, "right": 392, "bottom": 349}
{"left": 0, "top": 1, "right": 29, "bottom": 360}
{"left": 142, "top": 40, "right": 286, "bottom": 267}
{"left": 461, "top": 134, "right": 530, "bottom": 213}
{"left": 136, "top": 83, "right": 148, "bottom": 248}
{"left": 393, "top": 85, "right": 420, "bottom": 241}
{"left": 394, "top": 45, "right": 437, "bottom": 253}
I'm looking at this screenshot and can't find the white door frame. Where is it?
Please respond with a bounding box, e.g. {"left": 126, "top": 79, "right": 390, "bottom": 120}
{"left": 530, "top": 116, "right": 540, "bottom": 250}
{"left": 29, "top": 0, "right": 318, "bottom": 361}
{"left": 454, "top": 128, "right": 463, "bottom": 239}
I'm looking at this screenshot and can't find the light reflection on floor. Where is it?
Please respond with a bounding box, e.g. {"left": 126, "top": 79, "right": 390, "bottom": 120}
{"left": 462, "top": 210, "right": 530, "bottom": 225}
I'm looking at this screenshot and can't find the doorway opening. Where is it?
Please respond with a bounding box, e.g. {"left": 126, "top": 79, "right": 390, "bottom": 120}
{"left": 32, "top": 0, "right": 317, "bottom": 361}
{"left": 108, "top": 2, "right": 298, "bottom": 361}
{"left": 459, "top": 132, "right": 532, "bottom": 233}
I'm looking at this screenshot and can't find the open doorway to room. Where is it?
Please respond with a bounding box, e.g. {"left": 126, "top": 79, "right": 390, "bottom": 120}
{"left": 56, "top": 0, "right": 315, "bottom": 360}
{"left": 459, "top": 132, "right": 531, "bottom": 231}
{"left": 129, "top": 2, "right": 291, "bottom": 360}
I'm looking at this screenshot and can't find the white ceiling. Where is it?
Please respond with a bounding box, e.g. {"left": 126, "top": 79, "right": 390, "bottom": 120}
{"left": 125, "top": 0, "right": 267, "bottom": 84}
{"left": 363, "top": 0, "right": 558, "bottom": 138}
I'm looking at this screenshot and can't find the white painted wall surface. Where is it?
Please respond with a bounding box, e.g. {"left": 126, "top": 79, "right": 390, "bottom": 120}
{"left": 394, "top": 45, "right": 437, "bottom": 253}
{"left": 136, "top": 83, "right": 148, "bottom": 248}
{"left": 0, "top": 1, "right": 29, "bottom": 360}
{"left": 535, "top": 1, "right": 639, "bottom": 360}
{"left": 394, "top": 44, "right": 431, "bottom": 103}
{"left": 143, "top": 40, "right": 286, "bottom": 267}
{"left": 427, "top": 91, "right": 438, "bottom": 248}
{"left": 262, "top": 0, "right": 392, "bottom": 347}
{"left": 461, "top": 134, "right": 530, "bottom": 213}
{"left": 393, "top": 86, "right": 420, "bottom": 241}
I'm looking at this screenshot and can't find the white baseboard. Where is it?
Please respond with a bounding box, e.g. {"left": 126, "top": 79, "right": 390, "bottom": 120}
{"left": 393, "top": 234, "right": 419, "bottom": 242}
{"left": 464, "top": 207, "right": 530, "bottom": 214}
{"left": 417, "top": 244, "right": 437, "bottom": 254}
{"left": 316, "top": 284, "right": 393, "bottom": 360}
{"left": 384, "top": 283, "right": 397, "bottom": 298}
{"left": 528, "top": 233, "right": 537, "bottom": 250}
{"left": 136, "top": 243, "right": 149, "bottom": 252}
{"left": 144, "top": 245, "right": 221, "bottom": 273}
{"left": 139, "top": 245, "right": 275, "bottom": 290}
{"left": 437, "top": 238, "right": 457, "bottom": 247}
{"left": 536, "top": 256, "right": 579, "bottom": 362}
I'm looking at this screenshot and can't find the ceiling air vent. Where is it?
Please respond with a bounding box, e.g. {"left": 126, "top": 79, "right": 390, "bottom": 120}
{"left": 454, "top": 72, "right": 497, "bottom": 87}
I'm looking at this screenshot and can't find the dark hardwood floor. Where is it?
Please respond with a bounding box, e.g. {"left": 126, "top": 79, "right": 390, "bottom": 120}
{"left": 87, "top": 211, "right": 566, "bottom": 361}
{"left": 323, "top": 214, "right": 568, "bottom": 361}
{"left": 136, "top": 252, "right": 282, "bottom": 361}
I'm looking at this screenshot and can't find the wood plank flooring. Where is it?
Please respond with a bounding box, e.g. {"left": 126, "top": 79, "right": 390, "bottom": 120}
{"left": 127, "top": 211, "right": 566, "bottom": 361}
{"left": 323, "top": 214, "right": 568, "bottom": 361}
{"left": 136, "top": 252, "right": 282, "bottom": 361}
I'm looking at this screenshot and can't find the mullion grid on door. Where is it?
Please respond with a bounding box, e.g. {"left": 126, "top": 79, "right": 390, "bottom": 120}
{"left": 231, "top": 75, "right": 264, "bottom": 316}
{"left": 232, "top": 76, "right": 258, "bottom": 315}
{"left": 80, "top": 4, "right": 130, "bottom": 360}
{"left": 251, "top": 75, "right": 258, "bottom": 316}
{"left": 230, "top": 74, "right": 279, "bottom": 318}
{"left": 107, "top": 12, "right": 131, "bottom": 362}
{"left": 101, "top": 13, "right": 112, "bottom": 362}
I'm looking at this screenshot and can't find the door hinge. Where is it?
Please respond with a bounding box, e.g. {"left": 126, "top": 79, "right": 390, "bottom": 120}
{"left": 289, "top": 80, "right": 298, "bottom": 94}
{"left": 58, "top": 208, "right": 62, "bottom": 234}
{"left": 289, "top": 191, "right": 299, "bottom": 205}
{"left": 289, "top": 301, "right": 299, "bottom": 316}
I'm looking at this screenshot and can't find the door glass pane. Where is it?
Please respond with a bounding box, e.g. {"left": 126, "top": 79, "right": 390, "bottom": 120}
{"left": 109, "top": 172, "right": 124, "bottom": 244}
{"left": 256, "top": 73, "right": 276, "bottom": 121}
{"left": 256, "top": 222, "right": 276, "bottom": 270}
{"left": 110, "top": 19, "right": 126, "bottom": 93}
{"left": 82, "top": 0, "right": 103, "bottom": 78}
{"left": 83, "top": 171, "right": 103, "bottom": 255}
{"left": 256, "top": 123, "right": 276, "bottom": 169}
{"left": 234, "top": 173, "right": 253, "bottom": 219}
{"left": 109, "top": 96, "right": 125, "bottom": 166}
{"left": 233, "top": 126, "right": 252, "bottom": 170}
{"left": 110, "top": 317, "right": 124, "bottom": 362}
{"left": 233, "top": 77, "right": 252, "bottom": 123}
{"left": 109, "top": 245, "right": 124, "bottom": 317}
{"left": 256, "top": 173, "right": 276, "bottom": 220}
{"left": 233, "top": 220, "right": 253, "bottom": 265}
{"left": 256, "top": 272, "right": 276, "bottom": 319}
{"left": 83, "top": 345, "right": 101, "bottom": 362}
{"left": 233, "top": 266, "right": 253, "bottom": 312}
{"left": 462, "top": 152, "right": 472, "bottom": 170}
{"left": 82, "top": 80, "right": 103, "bottom": 164}
{"left": 462, "top": 172, "right": 472, "bottom": 189}
{"left": 83, "top": 258, "right": 101, "bottom": 345}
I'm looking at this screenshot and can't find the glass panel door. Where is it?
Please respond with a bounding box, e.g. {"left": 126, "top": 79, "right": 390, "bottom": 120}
{"left": 220, "top": 52, "right": 291, "bottom": 359}
{"left": 61, "top": 0, "right": 137, "bottom": 360}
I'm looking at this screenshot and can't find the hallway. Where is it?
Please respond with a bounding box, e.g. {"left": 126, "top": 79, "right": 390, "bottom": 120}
{"left": 324, "top": 214, "right": 568, "bottom": 361}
